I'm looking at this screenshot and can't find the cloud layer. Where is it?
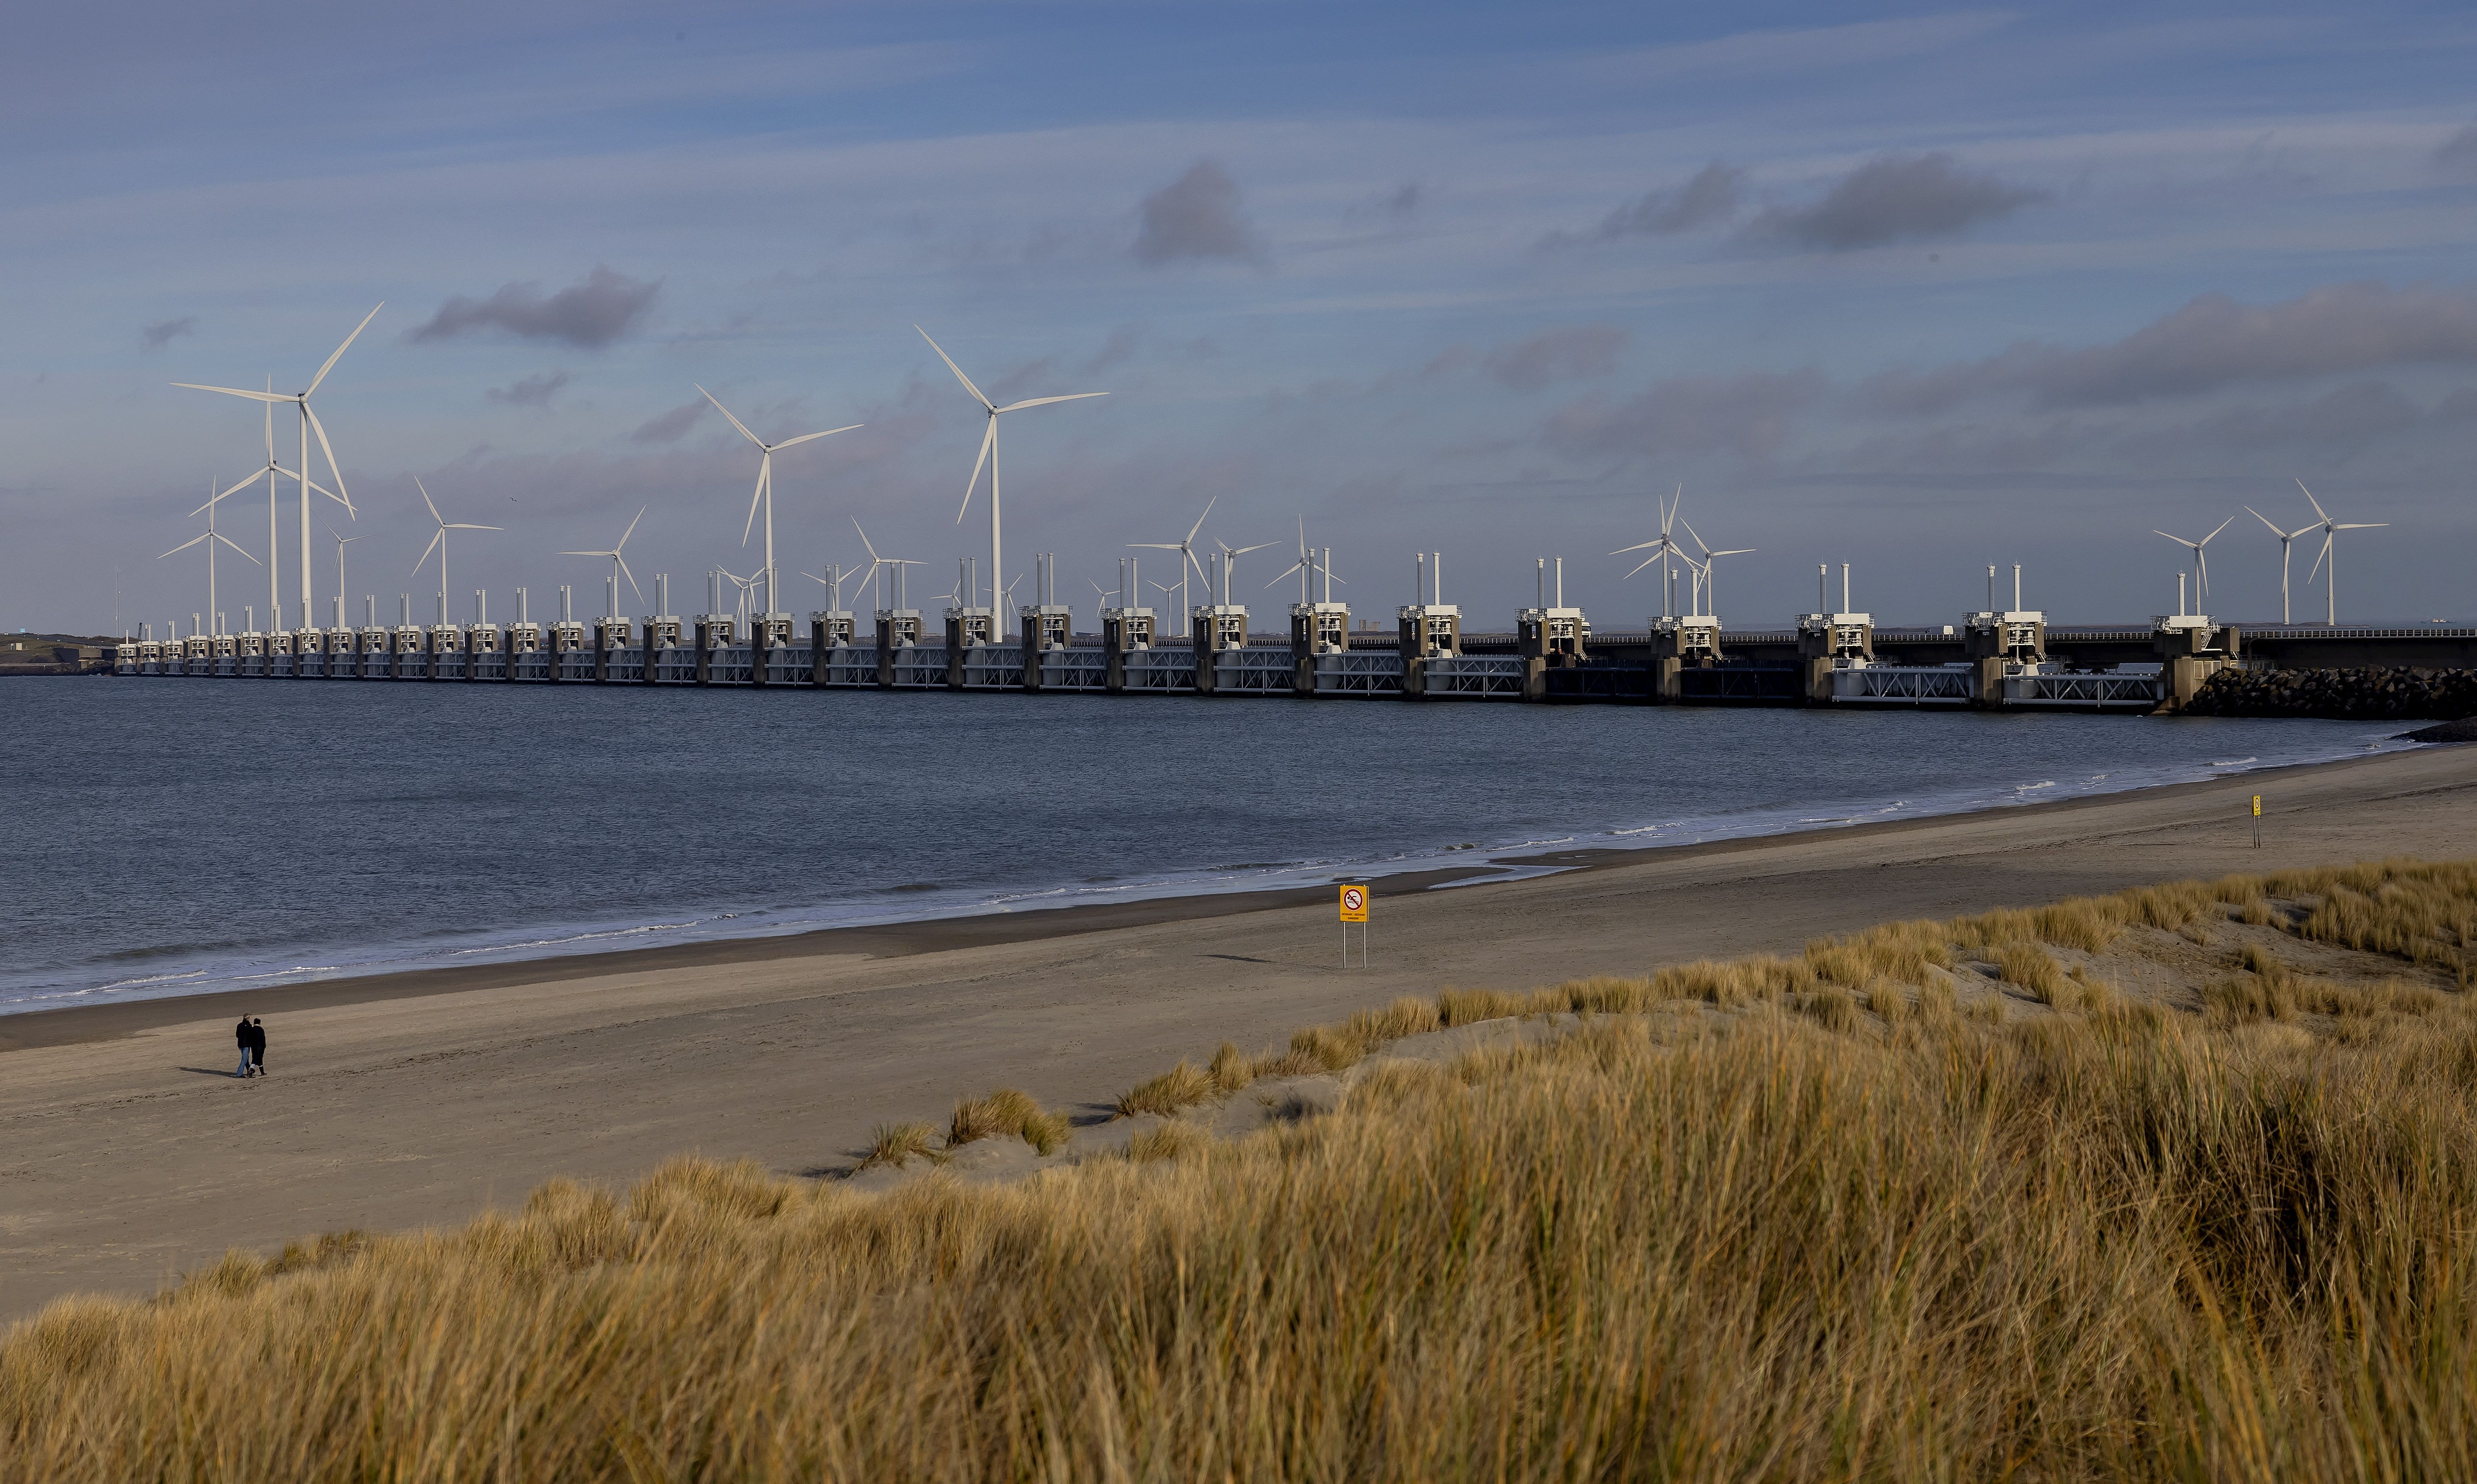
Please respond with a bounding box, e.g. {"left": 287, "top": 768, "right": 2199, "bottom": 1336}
{"left": 1133, "top": 160, "right": 1264, "bottom": 267}
{"left": 1860, "top": 282, "right": 2477, "bottom": 413}
{"left": 1748, "top": 152, "right": 2047, "bottom": 250}
{"left": 411, "top": 266, "right": 659, "bottom": 348}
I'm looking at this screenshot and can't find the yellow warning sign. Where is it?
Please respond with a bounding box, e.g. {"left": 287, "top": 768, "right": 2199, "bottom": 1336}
{"left": 2252, "top": 795, "right": 2263, "bottom": 817}
{"left": 1339, "top": 885, "right": 1369, "bottom": 923}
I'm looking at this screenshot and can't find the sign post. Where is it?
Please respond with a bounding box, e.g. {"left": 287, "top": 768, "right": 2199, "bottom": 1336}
{"left": 2251, "top": 793, "right": 2262, "bottom": 849}
{"left": 1338, "top": 884, "right": 1368, "bottom": 968}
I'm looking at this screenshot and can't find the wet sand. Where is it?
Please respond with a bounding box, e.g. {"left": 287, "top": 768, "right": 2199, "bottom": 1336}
{"left": 4, "top": 742, "right": 2472, "bottom": 1320}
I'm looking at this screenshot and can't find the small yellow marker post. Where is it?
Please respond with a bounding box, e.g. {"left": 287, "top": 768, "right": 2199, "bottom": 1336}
{"left": 1339, "top": 884, "right": 1369, "bottom": 967}
{"left": 2251, "top": 793, "right": 2263, "bottom": 849}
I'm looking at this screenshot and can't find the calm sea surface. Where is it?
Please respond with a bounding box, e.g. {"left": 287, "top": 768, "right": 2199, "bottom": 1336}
{"left": 0, "top": 680, "right": 2409, "bottom": 1013}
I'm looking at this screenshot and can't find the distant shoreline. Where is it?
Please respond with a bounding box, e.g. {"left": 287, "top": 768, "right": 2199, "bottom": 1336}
{"left": 0, "top": 741, "right": 2427, "bottom": 1053}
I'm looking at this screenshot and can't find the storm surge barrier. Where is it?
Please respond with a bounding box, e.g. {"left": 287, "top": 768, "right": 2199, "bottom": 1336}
{"left": 110, "top": 604, "right": 2477, "bottom": 716}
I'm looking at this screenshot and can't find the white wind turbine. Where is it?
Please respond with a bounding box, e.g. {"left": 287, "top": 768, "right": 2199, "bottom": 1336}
{"left": 803, "top": 564, "right": 864, "bottom": 612}
{"left": 847, "top": 520, "right": 925, "bottom": 611}
{"left": 1131, "top": 496, "right": 1216, "bottom": 616}
{"left": 173, "top": 303, "right": 380, "bottom": 631}
{"left": 1265, "top": 516, "right": 1348, "bottom": 605}
{"left": 1212, "top": 538, "right": 1278, "bottom": 604}
{"left": 2296, "top": 479, "right": 2387, "bottom": 628}
{"left": 161, "top": 478, "right": 260, "bottom": 634}
{"left": 2243, "top": 503, "right": 2320, "bottom": 625}
{"left": 1611, "top": 485, "right": 1691, "bottom": 618}
{"left": 1678, "top": 517, "right": 1752, "bottom": 616}
{"left": 327, "top": 526, "right": 358, "bottom": 629}
{"left": 2151, "top": 516, "right": 2232, "bottom": 614}
{"left": 559, "top": 507, "right": 647, "bottom": 618}
{"left": 696, "top": 386, "right": 860, "bottom": 621}
{"left": 411, "top": 477, "right": 502, "bottom": 624}
{"left": 916, "top": 326, "right": 1108, "bottom": 642}
{"left": 193, "top": 382, "right": 349, "bottom": 626}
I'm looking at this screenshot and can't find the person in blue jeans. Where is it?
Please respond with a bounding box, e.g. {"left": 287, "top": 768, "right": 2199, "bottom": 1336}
{"left": 235, "top": 1015, "right": 256, "bottom": 1078}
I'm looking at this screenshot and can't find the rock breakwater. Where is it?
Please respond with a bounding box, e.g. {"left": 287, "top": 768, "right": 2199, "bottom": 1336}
{"left": 2185, "top": 666, "right": 2477, "bottom": 721}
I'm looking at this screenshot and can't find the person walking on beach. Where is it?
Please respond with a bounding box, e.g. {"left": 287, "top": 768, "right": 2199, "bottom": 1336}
{"left": 234, "top": 1015, "right": 255, "bottom": 1078}
{"left": 249, "top": 1018, "right": 268, "bottom": 1076}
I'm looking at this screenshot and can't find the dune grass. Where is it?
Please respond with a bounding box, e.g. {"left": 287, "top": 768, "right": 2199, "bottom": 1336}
{"left": 8, "top": 859, "right": 2477, "bottom": 1481}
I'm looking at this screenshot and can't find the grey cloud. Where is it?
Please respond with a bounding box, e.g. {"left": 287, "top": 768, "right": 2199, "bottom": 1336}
{"left": 138, "top": 317, "right": 196, "bottom": 353}
{"left": 1545, "top": 161, "right": 1742, "bottom": 248}
{"left": 410, "top": 265, "right": 659, "bottom": 348}
{"left": 1133, "top": 159, "right": 1266, "bottom": 267}
{"left": 1541, "top": 369, "right": 1826, "bottom": 460}
{"left": 1484, "top": 325, "right": 1629, "bottom": 391}
{"left": 628, "top": 399, "right": 708, "bottom": 444}
{"left": 484, "top": 371, "right": 570, "bottom": 408}
{"left": 2436, "top": 125, "right": 2477, "bottom": 177}
{"left": 1083, "top": 326, "right": 1140, "bottom": 376}
{"left": 1747, "top": 153, "right": 2046, "bottom": 251}
{"left": 1857, "top": 281, "right": 2477, "bottom": 415}
{"left": 1382, "top": 181, "right": 1422, "bottom": 217}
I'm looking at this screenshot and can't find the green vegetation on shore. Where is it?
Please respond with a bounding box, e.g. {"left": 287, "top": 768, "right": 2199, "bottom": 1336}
{"left": 6, "top": 861, "right": 2477, "bottom": 1481}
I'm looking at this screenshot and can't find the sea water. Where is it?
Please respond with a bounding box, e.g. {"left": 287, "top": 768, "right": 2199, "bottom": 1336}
{"left": 0, "top": 680, "right": 2408, "bottom": 1013}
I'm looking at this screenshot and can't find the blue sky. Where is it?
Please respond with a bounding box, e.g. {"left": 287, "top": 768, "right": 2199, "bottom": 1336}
{"left": 6, "top": 1, "right": 2476, "bottom": 634}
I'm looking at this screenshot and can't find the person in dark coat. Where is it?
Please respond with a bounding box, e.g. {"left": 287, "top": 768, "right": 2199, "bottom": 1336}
{"left": 235, "top": 1016, "right": 255, "bottom": 1077}
{"left": 249, "top": 1018, "right": 268, "bottom": 1075}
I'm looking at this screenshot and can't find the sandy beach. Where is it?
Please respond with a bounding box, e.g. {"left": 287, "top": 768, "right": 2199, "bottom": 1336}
{"left": 5, "top": 741, "right": 2474, "bottom": 1321}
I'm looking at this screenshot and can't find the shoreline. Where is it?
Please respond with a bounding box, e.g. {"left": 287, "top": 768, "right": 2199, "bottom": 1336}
{"left": 8, "top": 740, "right": 2475, "bottom": 1321}
{"left": 0, "top": 740, "right": 2432, "bottom": 1053}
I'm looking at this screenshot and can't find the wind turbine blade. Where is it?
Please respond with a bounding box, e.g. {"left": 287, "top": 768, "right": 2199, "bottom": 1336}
{"left": 2200, "top": 516, "right": 2233, "bottom": 544}
{"left": 446, "top": 524, "right": 504, "bottom": 532}
{"left": 994, "top": 392, "right": 1109, "bottom": 413}
{"left": 159, "top": 534, "right": 209, "bottom": 559}
{"left": 413, "top": 529, "right": 443, "bottom": 574}
{"left": 305, "top": 476, "right": 350, "bottom": 510}
{"left": 696, "top": 385, "right": 765, "bottom": 448}
{"left": 1127, "top": 543, "right": 1181, "bottom": 551}
{"left": 1623, "top": 554, "right": 1664, "bottom": 580}
{"left": 1709, "top": 547, "right": 1755, "bottom": 558}
{"left": 616, "top": 507, "right": 646, "bottom": 551}
{"left": 1185, "top": 495, "right": 1216, "bottom": 544}
{"left": 615, "top": 556, "right": 643, "bottom": 606}
{"left": 214, "top": 533, "right": 262, "bottom": 564}
{"left": 2308, "top": 534, "right": 2331, "bottom": 582}
{"left": 556, "top": 550, "right": 609, "bottom": 557}
{"left": 1609, "top": 540, "right": 1662, "bottom": 555}
{"left": 914, "top": 326, "right": 994, "bottom": 410}
{"left": 1679, "top": 519, "right": 1713, "bottom": 558}
{"left": 2151, "top": 530, "right": 2189, "bottom": 545}
{"left": 744, "top": 457, "right": 767, "bottom": 547}
{"left": 1265, "top": 561, "right": 1306, "bottom": 589}
{"left": 850, "top": 518, "right": 880, "bottom": 561}
{"left": 170, "top": 383, "right": 291, "bottom": 404}
{"left": 2296, "top": 478, "right": 2328, "bottom": 524}
{"left": 303, "top": 303, "right": 383, "bottom": 397}
{"left": 1227, "top": 541, "right": 1277, "bottom": 556}
{"left": 416, "top": 477, "right": 442, "bottom": 526}
{"left": 192, "top": 467, "right": 269, "bottom": 515}
{"left": 957, "top": 419, "right": 994, "bottom": 525}
{"left": 771, "top": 424, "right": 862, "bottom": 451}
{"left": 2244, "top": 506, "right": 2286, "bottom": 536}
{"left": 2334, "top": 522, "right": 2388, "bottom": 530}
